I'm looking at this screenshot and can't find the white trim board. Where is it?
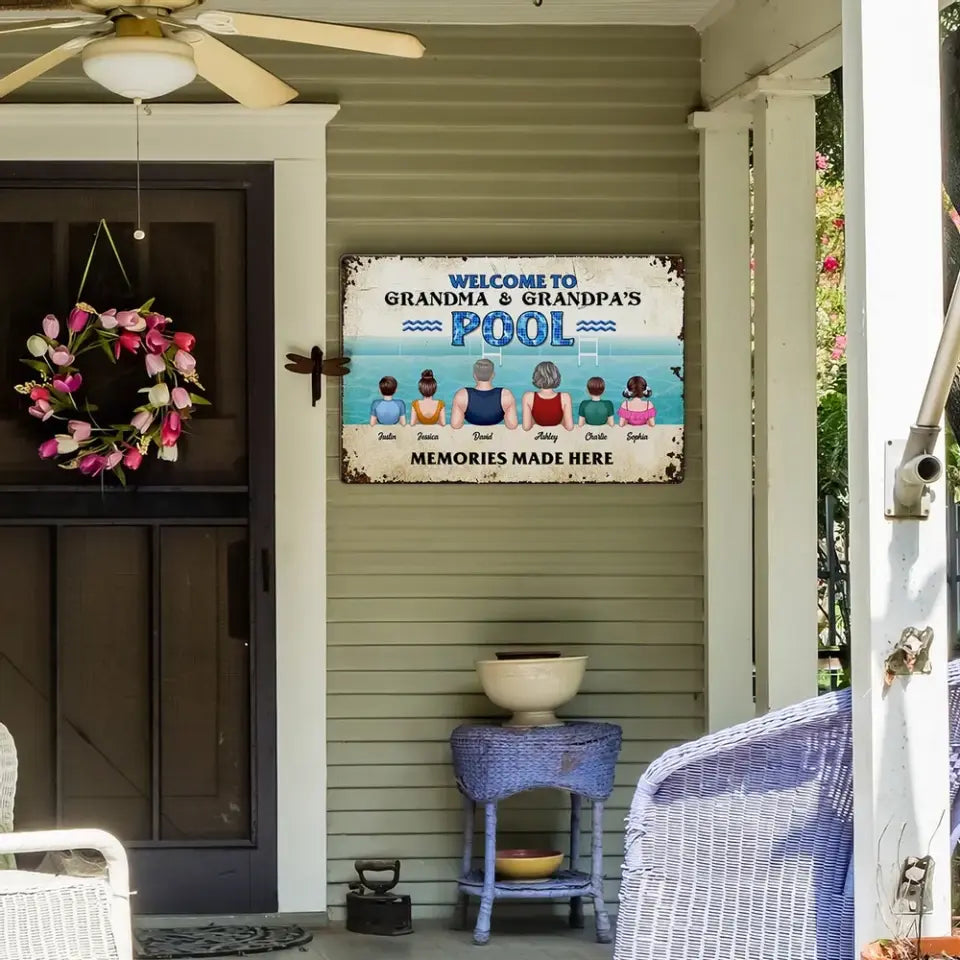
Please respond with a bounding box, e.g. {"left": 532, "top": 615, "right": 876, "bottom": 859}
{"left": 0, "top": 102, "right": 339, "bottom": 914}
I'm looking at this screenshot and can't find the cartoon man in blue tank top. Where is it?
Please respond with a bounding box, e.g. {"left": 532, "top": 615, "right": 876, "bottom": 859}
{"left": 451, "top": 358, "right": 518, "bottom": 430}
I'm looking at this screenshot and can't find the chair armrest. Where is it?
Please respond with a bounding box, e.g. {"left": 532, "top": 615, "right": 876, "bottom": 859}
{"left": 0, "top": 828, "right": 132, "bottom": 959}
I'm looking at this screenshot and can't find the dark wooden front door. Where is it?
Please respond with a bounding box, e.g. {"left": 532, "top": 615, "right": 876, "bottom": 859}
{"left": 0, "top": 163, "right": 276, "bottom": 915}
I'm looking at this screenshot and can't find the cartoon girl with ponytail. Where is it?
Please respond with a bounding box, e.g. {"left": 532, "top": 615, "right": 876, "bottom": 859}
{"left": 618, "top": 375, "right": 656, "bottom": 428}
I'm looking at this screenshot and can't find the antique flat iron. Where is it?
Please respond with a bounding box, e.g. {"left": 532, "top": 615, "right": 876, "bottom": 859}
{"left": 345, "top": 859, "right": 412, "bottom": 937}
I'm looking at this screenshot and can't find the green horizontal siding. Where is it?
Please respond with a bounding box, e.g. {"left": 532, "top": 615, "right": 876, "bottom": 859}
{"left": 321, "top": 25, "right": 703, "bottom": 920}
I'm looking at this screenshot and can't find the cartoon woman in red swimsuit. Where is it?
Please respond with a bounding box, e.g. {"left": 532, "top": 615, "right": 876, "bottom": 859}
{"left": 522, "top": 361, "right": 574, "bottom": 431}
{"left": 618, "top": 375, "right": 657, "bottom": 427}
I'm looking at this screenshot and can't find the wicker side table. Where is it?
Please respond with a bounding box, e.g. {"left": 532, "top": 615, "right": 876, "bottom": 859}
{"left": 449, "top": 721, "right": 622, "bottom": 946}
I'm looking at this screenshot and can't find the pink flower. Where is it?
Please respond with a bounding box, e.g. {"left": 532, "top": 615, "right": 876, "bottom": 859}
{"left": 833, "top": 217, "right": 845, "bottom": 229}
{"left": 145, "top": 328, "right": 169, "bottom": 354}
{"left": 145, "top": 353, "right": 166, "bottom": 376}
{"left": 29, "top": 386, "right": 50, "bottom": 402}
{"left": 68, "top": 420, "right": 92, "bottom": 442}
{"left": 116, "top": 310, "right": 142, "bottom": 329}
{"left": 123, "top": 446, "right": 143, "bottom": 471}
{"left": 749, "top": 259, "right": 756, "bottom": 273}
{"left": 815, "top": 151, "right": 829, "bottom": 170}
{"left": 51, "top": 373, "right": 82, "bottom": 394}
{"left": 68, "top": 306, "right": 90, "bottom": 332}
{"left": 160, "top": 411, "right": 182, "bottom": 447}
{"left": 114, "top": 331, "right": 141, "bottom": 359}
{"left": 49, "top": 346, "right": 75, "bottom": 367}
{"left": 78, "top": 453, "right": 106, "bottom": 477}
{"left": 171, "top": 386, "right": 191, "bottom": 410}
{"left": 28, "top": 399, "right": 53, "bottom": 421}
{"left": 145, "top": 313, "right": 170, "bottom": 331}
{"left": 99, "top": 309, "right": 118, "bottom": 330}
{"left": 103, "top": 449, "right": 123, "bottom": 471}
{"left": 172, "top": 331, "right": 196, "bottom": 352}
{"left": 822, "top": 255, "right": 840, "bottom": 273}
{"left": 831, "top": 334, "right": 847, "bottom": 360}
{"left": 38, "top": 438, "right": 59, "bottom": 459}
{"left": 42, "top": 315, "right": 59, "bottom": 339}
{"left": 173, "top": 349, "right": 196, "bottom": 374}
{"left": 131, "top": 410, "right": 154, "bottom": 433}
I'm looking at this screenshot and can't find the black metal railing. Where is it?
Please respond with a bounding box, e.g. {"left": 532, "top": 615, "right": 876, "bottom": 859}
{"left": 818, "top": 495, "right": 850, "bottom": 690}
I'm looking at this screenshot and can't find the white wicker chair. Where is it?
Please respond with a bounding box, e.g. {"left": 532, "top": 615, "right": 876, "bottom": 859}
{"left": 0, "top": 722, "right": 133, "bottom": 960}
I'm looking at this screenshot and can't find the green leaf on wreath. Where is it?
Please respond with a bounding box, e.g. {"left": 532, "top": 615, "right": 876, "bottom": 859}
{"left": 189, "top": 393, "right": 211, "bottom": 406}
{"left": 98, "top": 337, "right": 117, "bottom": 363}
{"left": 113, "top": 465, "right": 127, "bottom": 486}
{"left": 138, "top": 298, "right": 156, "bottom": 314}
{"left": 20, "top": 359, "right": 48, "bottom": 374}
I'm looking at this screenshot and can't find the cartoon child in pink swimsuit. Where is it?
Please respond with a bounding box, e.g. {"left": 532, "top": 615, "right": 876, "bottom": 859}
{"left": 618, "top": 375, "right": 656, "bottom": 427}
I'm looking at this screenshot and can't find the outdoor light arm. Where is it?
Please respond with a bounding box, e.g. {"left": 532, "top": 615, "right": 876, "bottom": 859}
{"left": 890, "top": 270, "right": 960, "bottom": 516}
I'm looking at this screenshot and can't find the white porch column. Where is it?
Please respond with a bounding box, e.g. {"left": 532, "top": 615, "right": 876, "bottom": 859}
{"left": 689, "top": 110, "right": 756, "bottom": 731}
{"left": 843, "top": 0, "right": 952, "bottom": 948}
{"left": 750, "top": 78, "right": 829, "bottom": 714}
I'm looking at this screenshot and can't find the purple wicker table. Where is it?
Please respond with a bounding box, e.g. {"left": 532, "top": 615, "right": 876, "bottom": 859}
{"left": 449, "top": 721, "right": 622, "bottom": 946}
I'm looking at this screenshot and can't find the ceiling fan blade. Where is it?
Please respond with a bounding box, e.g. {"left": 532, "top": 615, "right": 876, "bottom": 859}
{"left": 0, "top": 35, "right": 87, "bottom": 97}
{"left": 176, "top": 29, "right": 297, "bottom": 109}
{"left": 0, "top": 16, "right": 104, "bottom": 34}
{"left": 193, "top": 11, "right": 425, "bottom": 59}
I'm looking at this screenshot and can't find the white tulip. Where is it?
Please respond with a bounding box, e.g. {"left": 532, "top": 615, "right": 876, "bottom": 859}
{"left": 158, "top": 444, "right": 179, "bottom": 462}
{"left": 148, "top": 382, "right": 170, "bottom": 407}
{"left": 26, "top": 335, "right": 47, "bottom": 357}
{"left": 55, "top": 435, "right": 79, "bottom": 455}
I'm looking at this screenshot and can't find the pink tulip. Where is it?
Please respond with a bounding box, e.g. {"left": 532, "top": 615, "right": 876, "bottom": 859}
{"left": 145, "top": 313, "right": 170, "bottom": 331}
{"left": 38, "top": 438, "right": 59, "bottom": 459}
{"left": 78, "top": 453, "right": 106, "bottom": 477}
{"left": 160, "top": 411, "right": 182, "bottom": 447}
{"left": 68, "top": 420, "right": 92, "bottom": 442}
{"left": 42, "top": 315, "right": 59, "bottom": 339}
{"left": 172, "top": 331, "right": 196, "bottom": 352}
{"left": 29, "top": 386, "right": 50, "bottom": 402}
{"left": 123, "top": 446, "right": 143, "bottom": 471}
{"left": 145, "top": 353, "right": 166, "bottom": 376}
{"left": 145, "top": 328, "right": 169, "bottom": 354}
{"left": 114, "top": 331, "right": 141, "bottom": 359}
{"left": 68, "top": 306, "right": 90, "bottom": 332}
{"left": 822, "top": 255, "right": 839, "bottom": 273}
{"left": 173, "top": 349, "right": 196, "bottom": 374}
{"left": 99, "top": 309, "right": 118, "bottom": 330}
{"left": 52, "top": 373, "right": 82, "bottom": 394}
{"left": 171, "top": 386, "right": 191, "bottom": 410}
{"left": 131, "top": 410, "right": 154, "bottom": 433}
{"left": 29, "top": 399, "right": 53, "bottom": 421}
{"left": 103, "top": 449, "right": 123, "bottom": 471}
{"left": 49, "top": 347, "right": 75, "bottom": 367}
{"left": 116, "top": 310, "right": 141, "bottom": 329}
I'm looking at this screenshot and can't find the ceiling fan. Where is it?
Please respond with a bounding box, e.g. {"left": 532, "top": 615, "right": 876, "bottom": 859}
{"left": 0, "top": 1, "right": 425, "bottom": 107}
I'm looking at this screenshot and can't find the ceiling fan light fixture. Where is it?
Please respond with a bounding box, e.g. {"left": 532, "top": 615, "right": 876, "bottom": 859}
{"left": 81, "top": 35, "right": 196, "bottom": 101}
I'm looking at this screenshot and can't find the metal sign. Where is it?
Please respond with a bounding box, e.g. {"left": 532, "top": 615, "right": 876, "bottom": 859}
{"left": 340, "top": 255, "right": 685, "bottom": 484}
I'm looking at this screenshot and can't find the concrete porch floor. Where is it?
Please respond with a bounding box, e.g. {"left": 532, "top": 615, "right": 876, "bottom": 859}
{"left": 207, "top": 918, "right": 615, "bottom": 960}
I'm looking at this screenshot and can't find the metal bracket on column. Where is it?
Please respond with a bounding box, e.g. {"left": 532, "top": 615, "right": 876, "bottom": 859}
{"left": 885, "top": 437, "right": 939, "bottom": 520}
{"left": 894, "top": 856, "right": 934, "bottom": 915}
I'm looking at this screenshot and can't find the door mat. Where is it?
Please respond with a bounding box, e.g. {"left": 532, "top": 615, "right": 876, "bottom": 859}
{"left": 135, "top": 924, "right": 313, "bottom": 958}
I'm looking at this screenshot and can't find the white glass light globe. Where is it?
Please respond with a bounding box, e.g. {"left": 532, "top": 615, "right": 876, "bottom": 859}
{"left": 82, "top": 36, "right": 197, "bottom": 101}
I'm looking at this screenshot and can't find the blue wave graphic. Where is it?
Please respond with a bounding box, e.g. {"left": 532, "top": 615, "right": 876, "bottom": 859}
{"left": 401, "top": 320, "right": 444, "bottom": 333}
{"left": 576, "top": 321, "right": 617, "bottom": 332}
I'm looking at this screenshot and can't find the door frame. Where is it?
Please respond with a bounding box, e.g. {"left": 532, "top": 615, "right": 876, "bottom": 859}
{"left": 0, "top": 103, "right": 339, "bottom": 916}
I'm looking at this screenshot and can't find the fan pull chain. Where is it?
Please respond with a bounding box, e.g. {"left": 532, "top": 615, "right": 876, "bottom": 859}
{"left": 132, "top": 97, "right": 151, "bottom": 241}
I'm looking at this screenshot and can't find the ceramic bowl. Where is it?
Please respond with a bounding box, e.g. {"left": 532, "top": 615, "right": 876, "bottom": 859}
{"left": 494, "top": 849, "right": 564, "bottom": 881}
{"left": 475, "top": 655, "right": 587, "bottom": 727}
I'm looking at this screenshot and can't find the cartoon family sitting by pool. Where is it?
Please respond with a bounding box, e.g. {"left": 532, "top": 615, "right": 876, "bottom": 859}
{"left": 368, "top": 359, "right": 657, "bottom": 430}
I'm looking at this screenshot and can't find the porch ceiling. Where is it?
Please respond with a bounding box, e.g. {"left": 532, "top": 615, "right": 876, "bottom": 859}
{"left": 0, "top": 0, "right": 727, "bottom": 26}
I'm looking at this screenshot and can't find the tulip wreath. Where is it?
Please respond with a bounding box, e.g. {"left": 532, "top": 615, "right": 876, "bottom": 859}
{"left": 15, "top": 300, "right": 209, "bottom": 483}
{"left": 13, "top": 220, "right": 208, "bottom": 484}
